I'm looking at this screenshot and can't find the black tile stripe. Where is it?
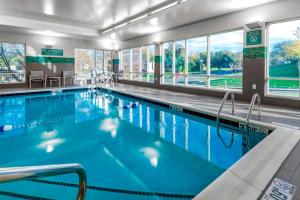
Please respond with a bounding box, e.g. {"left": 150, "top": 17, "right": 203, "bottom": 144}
{"left": 0, "top": 190, "right": 53, "bottom": 200}
{"left": 30, "top": 179, "right": 195, "bottom": 199}
{"left": 0, "top": 91, "right": 51, "bottom": 97}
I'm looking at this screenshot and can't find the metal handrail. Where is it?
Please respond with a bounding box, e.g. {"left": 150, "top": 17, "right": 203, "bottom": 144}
{"left": 217, "top": 91, "right": 235, "bottom": 125}
{"left": 0, "top": 163, "right": 86, "bottom": 200}
{"left": 246, "top": 93, "right": 263, "bottom": 126}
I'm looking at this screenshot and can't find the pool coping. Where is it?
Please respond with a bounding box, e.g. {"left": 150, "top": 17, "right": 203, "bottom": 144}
{"left": 0, "top": 86, "right": 90, "bottom": 97}
{"left": 1, "top": 86, "right": 299, "bottom": 199}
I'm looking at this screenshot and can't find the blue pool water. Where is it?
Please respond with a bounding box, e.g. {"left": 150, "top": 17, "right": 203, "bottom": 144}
{"left": 0, "top": 89, "right": 266, "bottom": 200}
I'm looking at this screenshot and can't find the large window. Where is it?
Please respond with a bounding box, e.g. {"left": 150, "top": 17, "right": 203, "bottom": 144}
{"left": 142, "top": 46, "right": 148, "bottom": 81}
{"left": 187, "top": 37, "right": 208, "bottom": 87}
{"left": 148, "top": 45, "right": 155, "bottom": 82}
{"left": 75, "top": 49, "right": 95, "bottom": 81}
{"left": 104, "top": 50, "right": 112, "bottom": 72}
{"left": 175, "top": 40, "right": 186, "bottom": 85}
{"left": 162, "top": 42, "right": 173, "bottom": 84}
{"left": 132, "top": 47, "right": 141, "bottom": 81}
{"left": 268, "top": 19, "right": 300, "bottom": 98}
{"left": 210, "top": 30, "right": 243, "bottom": 90}
{"left": 162, "top": 30, "right": 243, "bottom": 91}
{"left": 95, "top": 50, "right": 104, "bottom": 73}
{"left": 75, "top": 48, "right": 113, "bottom": 82}
{"left": 0, "top": 42, "right": 25, "bottom": 84}
{"left": 120, "top": 45, "right": 155, "bottom": 83}
{"left": 121, "top": 49, "right": 131, "bottom": 80}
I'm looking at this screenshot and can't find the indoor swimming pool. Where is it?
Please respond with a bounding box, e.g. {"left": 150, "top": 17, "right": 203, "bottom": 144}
{"left": 0, "top": 89, "right": 267, "bottom": 200}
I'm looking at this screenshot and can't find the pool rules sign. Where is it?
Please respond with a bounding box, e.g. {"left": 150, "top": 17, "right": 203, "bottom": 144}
{"left": 246, "top": 29, "right": 262, "bottom": 46}
{"left": 263, "top": 178, "right": 296, "bottom": 200}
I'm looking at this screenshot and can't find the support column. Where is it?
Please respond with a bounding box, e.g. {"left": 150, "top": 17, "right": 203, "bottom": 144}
{"left": 243, "top": 24, "right": 267, "bottom": 100}
{"left": 112, "top": 50, "right": 120, "bottom": 83}
{"left": 112, "top": 50, "right": 120, "bottom": 73}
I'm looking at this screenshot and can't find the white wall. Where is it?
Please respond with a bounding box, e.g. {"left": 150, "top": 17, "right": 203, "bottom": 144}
{"left": 120, "top": 0, "right": 300, "bottom": 48}
{"left": 0, "top": 31, "right": 111, "bottom": 57}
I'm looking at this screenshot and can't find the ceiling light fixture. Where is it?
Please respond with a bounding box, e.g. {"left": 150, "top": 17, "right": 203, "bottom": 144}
{"left": 114, "top": 22, "right": 128, "bottom": 29}
{"left": 129, "top": 14, "right": 148, "bottom": 24}
{"left": 150, "top": 1, "right": 178, "bottom": 15}
{"left": 102, "top": 28, "right": 113, "bottom": 34}
{"left": 101, "top": 0, "right": 189, "bottom": 34}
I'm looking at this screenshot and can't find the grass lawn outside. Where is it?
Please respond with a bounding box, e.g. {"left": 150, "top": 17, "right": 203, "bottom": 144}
{"left": 269, "top": 63, "right": 299, "bottom": 78}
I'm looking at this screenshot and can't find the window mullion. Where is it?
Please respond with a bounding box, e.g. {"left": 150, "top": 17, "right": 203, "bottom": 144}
{"left": 207, "top": 35, "right": 211, "bottom": 88}
{"left": 172, "top": 42, "right": 176, "bottom": 85}
{"left": 161, "top": 44, "right": 165, "bottom": 84}
{"left": 185, "top": 40, "right": 188, "bottom": 86}
{"left": 130, "top": 49, "right": 133, "bottom": 80}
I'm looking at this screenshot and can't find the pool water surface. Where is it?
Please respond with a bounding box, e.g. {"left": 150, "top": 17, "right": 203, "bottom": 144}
{"left": 0, "top": 89, "right": 266, "bottom": 199}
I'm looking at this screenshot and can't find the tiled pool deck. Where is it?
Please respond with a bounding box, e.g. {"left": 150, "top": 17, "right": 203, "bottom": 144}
{"left": 110, "top": 84, "right": 300, "bottom": 130}
{"left": 0, "top": 84, "right": 300, "bottom": 200}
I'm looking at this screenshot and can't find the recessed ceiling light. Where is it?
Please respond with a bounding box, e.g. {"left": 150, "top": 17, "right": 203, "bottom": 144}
{"left": 44, "top": 0, "right": 54, "bottom": 15}
{"left": 110, "top": 32, "right": 116, "bottom": 39}
{"left": 33, "top": 30, "right": 66, "bottom": 37}
{"left": 150, "top": 18, "right": 158, "bottom": 25}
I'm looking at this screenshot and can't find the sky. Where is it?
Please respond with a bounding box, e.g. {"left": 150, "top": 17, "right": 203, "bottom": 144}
{"left": 269, "top": 19, "right": 300, "bottom": 49}
{"left": 187, "top": 30, "right": 243, "bottom": 54}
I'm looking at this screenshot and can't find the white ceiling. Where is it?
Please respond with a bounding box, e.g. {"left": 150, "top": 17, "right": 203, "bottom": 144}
{"left": 0, "top": 0, "right": 282, "bottom": 43}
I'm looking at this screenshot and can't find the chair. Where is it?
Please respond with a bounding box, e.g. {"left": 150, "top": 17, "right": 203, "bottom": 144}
{"left": 29, "top": 71, "right": 47, "bottom": 88}
{"left": 62, "top": 70, "right": 76, "bottom": 86}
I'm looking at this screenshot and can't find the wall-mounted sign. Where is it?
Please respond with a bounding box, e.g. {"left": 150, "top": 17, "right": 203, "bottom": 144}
{"left": 243, "top": 47, "right": 267, "bottom": 59}
{"left": 112, "top": 59, "right": 120, "bottom": 65}
{"left": 246, "top": 30, "right": 262, "bottom": 46}
{"left": 26, "top": 56, "right": 74, "bottom": 64}
{"left": 41, "top": 48, "right": 64, "bottom": 56}
{"left": 154, "top": 56, "right": 162, "bottom": 64}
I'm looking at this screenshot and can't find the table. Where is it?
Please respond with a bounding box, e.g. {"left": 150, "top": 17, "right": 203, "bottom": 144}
{"left": 48, "top": 77, "right": 62, "bottom": 87}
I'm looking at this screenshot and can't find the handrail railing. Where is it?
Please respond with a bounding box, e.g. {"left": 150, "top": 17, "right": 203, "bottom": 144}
{"left": 246, "top": 93, "right": 263, "bottom": 127}
{"left": 0, "top": 163, "right": 86, "bottom": 200}
{"left": 217, "top": 91, "right": 235, "bottom": 125}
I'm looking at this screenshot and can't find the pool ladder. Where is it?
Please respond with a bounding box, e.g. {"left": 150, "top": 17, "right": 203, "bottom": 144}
{"left": 217, "top": 91, "right": 235, "bottom": 126}
{"left": 217, "top": 92, "right": 263, "bottom": 129}
{"left": 246, "top": 93, "right": 263, "bottom": 127}
{"left": 0, "top": 163, "right": 87, "bottom": 200}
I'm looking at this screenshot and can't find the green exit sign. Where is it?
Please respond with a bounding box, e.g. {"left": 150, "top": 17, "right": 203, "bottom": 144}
{"left": 41, "top": 48, "right": 64, "bottom": 56}
{"left": 246, "top": 30, "right": 262, "bottom": 46}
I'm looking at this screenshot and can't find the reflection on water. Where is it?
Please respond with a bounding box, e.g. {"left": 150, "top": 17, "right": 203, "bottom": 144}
{"left": 37, "top": 138, "right": 65, "bottom": 153}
